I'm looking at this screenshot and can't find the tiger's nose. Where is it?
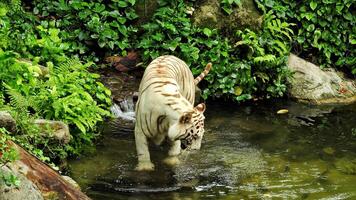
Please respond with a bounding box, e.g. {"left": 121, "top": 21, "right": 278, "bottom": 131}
{"left": 181, "top": 142, "right": 188, "bottom": 150}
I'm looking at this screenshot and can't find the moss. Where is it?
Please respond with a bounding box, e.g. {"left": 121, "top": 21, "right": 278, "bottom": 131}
{"left": 334, "top": 157, "right": 356, "bottom": 175}
{"left": 192, "top": 0, "right": 262, "bottom": 32}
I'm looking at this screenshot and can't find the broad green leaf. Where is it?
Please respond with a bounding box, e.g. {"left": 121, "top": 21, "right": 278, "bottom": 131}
{"left": 203, "top": 28, "right": 212, "bottom": 37}
{"left": 310, "top": 1, "right": 317, "bottom": 10}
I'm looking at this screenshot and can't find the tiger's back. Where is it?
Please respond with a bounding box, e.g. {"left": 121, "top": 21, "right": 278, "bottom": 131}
{"left": 139, "top": 55, "right": 196, "bottom": 104}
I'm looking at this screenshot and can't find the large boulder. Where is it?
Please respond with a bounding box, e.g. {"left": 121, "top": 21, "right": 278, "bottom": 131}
{"left": 192, "top": 0, "right": 263, "bottom": 31}
{"left": 287, "top": 54, "right": 356, "bottom": 104}
{"left": 134, "top": 0, "right": 159, "bottom": 25}
{"left": 133, "top": 0, "right": 262, "bottom": 32}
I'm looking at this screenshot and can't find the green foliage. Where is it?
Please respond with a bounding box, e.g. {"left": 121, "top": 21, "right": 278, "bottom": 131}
{"left": 0, "top": 128, "right": 20, "bottom": 187}
{"left": 32, "top": 0, "right": 138, "bottom": 60}
{"left": 0, "top": 0, "right": 69, "bottom": 65}
{"left": 37, "top": 59, "right": 112, "bottom": 146}
{"left": 220, "top": 0, "right": 241, "bottom": 15}
{"left": 0, "top": 51, "right": 112, "bottom": 160}
{"left": 137, "top": 1, "right": 292, "bottom": 101}
{"left": 0, "top": 129, "right": 19, "bottom": 165}
{"left": 256, "top": 0, "right": 356, "bottom": 74}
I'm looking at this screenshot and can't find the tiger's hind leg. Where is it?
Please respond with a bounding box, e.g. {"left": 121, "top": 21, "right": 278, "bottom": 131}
{"left": 134, "top": 126, "right": 154, "bottom": 171}
{"left": 163, "top": 140, "right": 181, "bottom": 166}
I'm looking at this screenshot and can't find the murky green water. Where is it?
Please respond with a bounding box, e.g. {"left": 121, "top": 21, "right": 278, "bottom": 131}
{"left": 68, "top": 101, "right": 356, "bottom": 200}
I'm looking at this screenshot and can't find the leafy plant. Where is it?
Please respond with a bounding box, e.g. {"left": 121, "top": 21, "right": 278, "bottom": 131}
{"left": 0, "top": 128, "right": 20, "bottom": 187}
{"left": 137, "top": 1, "right": 292, "bottom": 101}
{"left": 220, "top": 0, "right": 241, "bottom": 15}
{"left": 31, "top": 0, "right": 139, "bottom": 61}
{"left": 256, "top": 0, "right": 356, "bottom": 75}
{"left": 0, "top": 50, "right": 112, "bottom": 161}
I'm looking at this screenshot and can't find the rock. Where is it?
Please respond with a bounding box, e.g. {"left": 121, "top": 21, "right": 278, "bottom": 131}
{"left": 0, "top": 165, "right": 44, "bottom": 200}
{"left": 17, "top": 59, "right": 49, "bottom": 77}
{"left": 34, "top": 119, "right": 71, "bottom": 144}
{"left": 1, "top": 141, "right": 91, "bottom": 200}
{"left": 134, "top": 0, "right": 159, "bottom": 25}
{"left": 287, "top": 54, "right": 356, "bottom": 104}
{"left": 0, "top": 111, "right": 16, "bottom": 132}
{"left": 61, "top": 176, "right": 81, "bottom": 190}
{"left": 334, "top": 157, "right": 356, "bottom": 175}
{"left": 192, "top": 0, "right": 263, "bottom": 31}
{"left": 0, "top": 112, "right": 71, "bottom": 144}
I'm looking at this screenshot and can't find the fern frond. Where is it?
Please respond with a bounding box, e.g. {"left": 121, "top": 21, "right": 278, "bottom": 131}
{"left": 273, "top": 40, "right": 288, "bottom": 55}
{"left": 52, "top": 58, "right": 87, "bottom": 75}
{"left": 4, "top": 84, "right": 30, "bottom": 114}
{"left": 253, "top": 54, "right": 276, "bottom": 64}
{"left": 0, "top": 92, "right": 4, "bottom": 106}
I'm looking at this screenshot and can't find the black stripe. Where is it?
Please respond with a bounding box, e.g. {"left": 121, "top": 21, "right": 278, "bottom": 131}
{"left": 161, "top": 93, "right": 180, "bottom": 98}
{"left": 145, "top": 113, "right": 153, "bottom": 137}
{"left": 156, "top": 115, "right": 166, "bottom": 133}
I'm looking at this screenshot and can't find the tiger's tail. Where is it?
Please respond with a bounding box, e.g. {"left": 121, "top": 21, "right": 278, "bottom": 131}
{"left": 194, "top": 63, "right": 212, "bottom": 85}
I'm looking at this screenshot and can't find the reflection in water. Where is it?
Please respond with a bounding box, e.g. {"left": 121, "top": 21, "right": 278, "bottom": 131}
{"left": 69, "top": 101, "right": 356, "bottom": 200}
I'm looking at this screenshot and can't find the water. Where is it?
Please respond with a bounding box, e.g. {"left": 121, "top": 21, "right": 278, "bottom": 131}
{"left": 110, "top": 95, "right": 136, "bottom": 121}
{"left": 68, "top": 100, "right": 356, "bottom": 200}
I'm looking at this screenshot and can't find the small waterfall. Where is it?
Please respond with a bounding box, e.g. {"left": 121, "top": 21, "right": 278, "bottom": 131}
{"left": 110, "top": 96, "right": 136, "bottom": 122}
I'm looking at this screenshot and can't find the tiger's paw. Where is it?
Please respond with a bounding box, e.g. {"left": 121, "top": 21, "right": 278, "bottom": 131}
{"left": 163, "top": 156, "right": 180, "bottom": 166}
{"left": 135, "top": 162, "right": 155, "bottom": 171}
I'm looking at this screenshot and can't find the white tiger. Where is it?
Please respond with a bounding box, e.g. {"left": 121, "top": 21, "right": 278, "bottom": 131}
{"left": 134, "top": 55, "right": 212, "bottom": 171}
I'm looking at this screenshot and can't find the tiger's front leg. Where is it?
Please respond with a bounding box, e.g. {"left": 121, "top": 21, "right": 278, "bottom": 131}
{"left": 163, "top": 140, "right": 181, "bottom": 166}
{"left": 134, "top": 126, "right": 154, "bottom": 171}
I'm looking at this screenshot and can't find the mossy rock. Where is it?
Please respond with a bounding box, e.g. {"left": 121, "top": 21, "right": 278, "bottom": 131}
{"left": 334, "top": 157, "right": 356, "bottom": 175}
{"left": 134, "top": 0, "right": 159, "bottom": 25}
{"left": 192, "top": 0, "right": 263, "bottom": 32}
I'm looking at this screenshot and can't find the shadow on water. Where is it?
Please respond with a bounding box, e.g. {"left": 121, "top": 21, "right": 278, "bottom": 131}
{"left": 68, "top": 100, "right": 356, "bottom": 200}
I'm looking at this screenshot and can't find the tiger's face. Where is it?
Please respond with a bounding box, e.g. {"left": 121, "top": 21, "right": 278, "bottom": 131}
{"left": 180, "top": 103, "right": 206, "bottom": 150}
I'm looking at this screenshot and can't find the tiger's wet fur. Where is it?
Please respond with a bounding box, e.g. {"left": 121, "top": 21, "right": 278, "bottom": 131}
{"left": 134, "top": 55, "right": 211, "bottom": 171}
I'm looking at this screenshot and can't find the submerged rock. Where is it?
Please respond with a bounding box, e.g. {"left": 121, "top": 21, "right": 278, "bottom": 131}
{"left": 287, "top": 54, "right": 356, "bottom": 105}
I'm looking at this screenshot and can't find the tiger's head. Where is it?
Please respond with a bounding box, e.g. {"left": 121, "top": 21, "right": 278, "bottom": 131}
{"left": 179, "top": 103, "right": 206, "bottom": 150}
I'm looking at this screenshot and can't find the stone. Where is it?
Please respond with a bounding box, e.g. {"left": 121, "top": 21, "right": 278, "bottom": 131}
{"left": 192, "top": 0, "right": 263, "bottom": 31}
{"left": 334, "top": 157, "right": 356, "bottom": 175}
{"left": 287, "top": 54, "right": 356, "bottom": 104}
{"left": 61, "top": 176, "right": 81, "bottom": 190}
{"left": 0, "top": 165, "right": 44, "bottom": 200}
{"left": 34, "top": 119, "right": 71, "bottom": 144}
{"left": 1, "top": 141, "right": 91, "bottom": 200}
{"left": 0, "top": 111, "right": 16, "bottom": 132}
{"left": 134, "top": 0, "right": 159, "bottom": 25}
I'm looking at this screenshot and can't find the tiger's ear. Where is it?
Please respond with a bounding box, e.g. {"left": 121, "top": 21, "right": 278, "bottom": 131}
{"left": 195, "top": 103, "right": 206, "bottom": 113}
{"left": 179, "top": 112, "right": 193, "bottom": 124}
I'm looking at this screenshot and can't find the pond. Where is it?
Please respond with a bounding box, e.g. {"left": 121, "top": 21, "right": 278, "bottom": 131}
{"left": 68, "top": 100, "right": 356, "bottom": 200}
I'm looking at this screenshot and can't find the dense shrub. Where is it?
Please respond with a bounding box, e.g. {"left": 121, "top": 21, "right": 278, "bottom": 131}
{"left": 0, "top": 1, "right": 112, "bottom": 162}
{"left": 137, "top": 1, "right": 292, "bottom": 100}
{"left": 0, "top": 50, "right": 112, "bottom": 159}
{"left": 256, "top": 0, "right": 356, "bottom": 75}
{"left": 31, "top": 0, "right": 138, "bottom": 61}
